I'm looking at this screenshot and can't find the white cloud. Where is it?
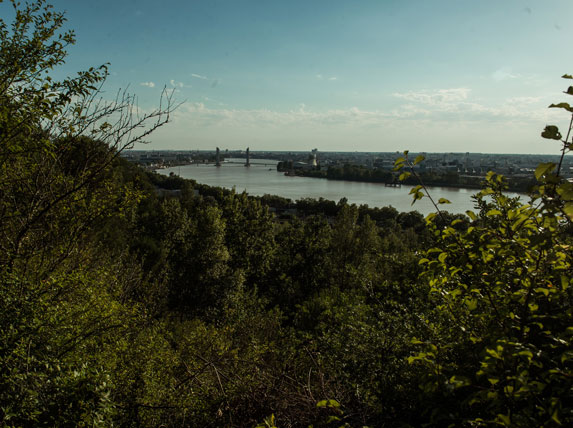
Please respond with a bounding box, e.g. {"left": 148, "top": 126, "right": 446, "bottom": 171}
{"left": 140, "top": 81, "right": 155, "bottom": 88}
{"left": 316, "top": 74, "right": 337, "bottom": 81}
{"left": 149, "top": 87, "right": 555, "bottom": 153}
{"left": 169, "top": 88, "right": 551, "bottom": 134}
{"left": 393, "top": 88, "right": 470, "bottom": 105}
{"left": 148, "top": 93, "right": 558, "bottom": 153}
{"left": 505, "top": 96, "right": 542, "bottom": 105}
{"left": 392, "top": 87, "right": 556, "bottom": 124}
{"left": 191, "top": 73, "right": 208, "bottom": 80}
{"left": 492, "top": 67, "right": 520, "bottom": 82}
{"left": 170, "top": 79, "right": 191, "bottom": 88}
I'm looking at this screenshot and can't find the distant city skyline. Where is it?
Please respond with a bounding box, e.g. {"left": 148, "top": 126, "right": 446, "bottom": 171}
{"left": 23, "top": 0, "right": 573, "bottom": 153}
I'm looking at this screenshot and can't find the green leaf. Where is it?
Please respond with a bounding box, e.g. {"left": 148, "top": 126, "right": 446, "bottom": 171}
{"left": 399, "top": 172, "right": 411, "bottom": 181}
{"left": 556, "top": 181, "right": 573, "bottom": 200}
{"left": 486, "top": 209, "right": 502, "bottom": 217}
{"left": 563, "top": 202, "right": 573, "bottom": 221}
{"left": 466, "top": 210, "right": 477, "bottom": 221}
{"left": 564, "top": 86, "right": 573, "bottom": 95}
{"left": 449, "top": 375, "right": 471, "bottom": 388}
{"left": 413, "top": 155, "right": 425, "bottom": 165}
{"left": 551, "top": 410, "right": 561, "bottom": 425}
{"left": 534, "top": 162, "right": 556, "bottom": 180}
{"left": 425, "top": 212, "right": 437, "bottom": 223}
{"left": 317, "top": 399, "right": 340, "bottom": 409}
{"left": 465, "top": 298, "right": 477, "bottom": 311}
{"left": 409, "top": 185, "right": 423, "bottom": 194}
{"left": 437, "top": 198, "right": 451, "bottom": 204}
{"left": 548, "top": 102, "right": 573, "bottom": 112}
{"left": 541, "top": 125, "right": 562, "bottom": 140}
{"left": 562, "top": 74, "right": 573, "bottom": 79}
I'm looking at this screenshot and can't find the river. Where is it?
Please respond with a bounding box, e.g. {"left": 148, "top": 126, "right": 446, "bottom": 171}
{"left": 160, "top": 159, "right": 522, "bottom": 216}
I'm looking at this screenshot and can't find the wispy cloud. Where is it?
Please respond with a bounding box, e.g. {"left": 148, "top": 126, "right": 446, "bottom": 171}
{"left": 492, "top": 67, "right": 520, "bottom": 82}
{"left": 393, "top": 88, "right": 470, "bottom": 105}
{"left": 149, "top": 92, "right": 560, "bottom": 153}
{"left": 392, "top": 87, "right": 554, "bottom": 123}
{"left": 160, "top": 86, "right": 554, "bottom": 140}
{"left": 170, "top": 79, "right": 191, "bottom": 88}
{"left": 171, "top": 103, "right": 391, "bottom": 130}
{"left": 191, "top": 73, "right": 208, "bottom": 80}
{"left": 316, "top": 74, "right": 337, "bottom": 81}
{"left": 140, "top": 81, "right": 155, "bottom": 88}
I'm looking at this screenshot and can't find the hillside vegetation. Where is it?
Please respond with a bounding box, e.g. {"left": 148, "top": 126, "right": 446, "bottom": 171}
{"left": 1, "top": 1, "right": 573, "bottom": 427}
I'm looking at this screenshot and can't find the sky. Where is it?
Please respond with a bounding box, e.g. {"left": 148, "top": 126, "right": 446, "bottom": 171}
{"left": 7, "top": 0, "right": 573, "bottom": 153}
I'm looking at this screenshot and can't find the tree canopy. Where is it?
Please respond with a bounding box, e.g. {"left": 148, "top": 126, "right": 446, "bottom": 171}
{"left": 1, "top": 1, "right": 573, "bottom": 427}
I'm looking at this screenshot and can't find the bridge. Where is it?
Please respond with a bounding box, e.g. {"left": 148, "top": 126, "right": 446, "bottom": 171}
{"left": 222, "top": 159, "right": 277, "bottom": 167}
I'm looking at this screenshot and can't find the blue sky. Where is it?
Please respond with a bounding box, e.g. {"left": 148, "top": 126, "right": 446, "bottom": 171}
{"left": 13, "top": 0, "right": 573, "bottom": 152}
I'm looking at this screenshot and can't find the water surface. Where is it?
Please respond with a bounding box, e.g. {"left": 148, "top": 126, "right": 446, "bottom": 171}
{"left": 161, "top": 159, "right": 521, "bottom": 215}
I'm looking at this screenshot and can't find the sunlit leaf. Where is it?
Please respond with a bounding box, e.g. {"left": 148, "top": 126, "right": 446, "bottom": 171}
{"left": 563, "top": 202, "right": 573, "bottom": 221}
{"left": 409, "top": 185, "right": 423, "bottom": 194}
{"left": 534, "top": 162, "right": 556, "bottom": 180}
{"left": 413, "top": 155, "right": 425, "bottom": 165}
{"left": 556, "top": 181, "right": 573, "bottom": 200}
{"left": 317, "top": 399, "right": 340, "bottom": 408}
{"left": 466, "top": 210, "right": 477, "bottom": 221}
{"left": 465, "top": 298, "right": 477, "bottom": 311}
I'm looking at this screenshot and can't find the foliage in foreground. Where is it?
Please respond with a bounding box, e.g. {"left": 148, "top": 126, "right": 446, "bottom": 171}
{"left": 1, "top": 1, "right": 573, "bottom": 427}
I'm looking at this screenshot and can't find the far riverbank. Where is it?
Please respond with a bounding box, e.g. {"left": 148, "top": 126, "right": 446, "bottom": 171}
{"left": 160, "top": 160, "right": 524, "bottom": 216}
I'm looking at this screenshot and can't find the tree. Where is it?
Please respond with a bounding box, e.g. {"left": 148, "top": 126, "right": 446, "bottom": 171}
{"left": 401, "top": 77, "right": 573, "bottom": 427}
{"left": 0, "top": 0, "right": 175, "bottom": 274}
{"left": 0, "top": 1, "right": 174, "bottom": 425}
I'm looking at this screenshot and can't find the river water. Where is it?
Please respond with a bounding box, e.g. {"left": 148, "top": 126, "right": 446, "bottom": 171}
{"left": 160, "top": 159, "right": 522, "bottom": 216}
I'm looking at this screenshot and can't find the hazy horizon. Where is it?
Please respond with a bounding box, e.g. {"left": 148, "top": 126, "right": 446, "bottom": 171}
{"left": 24, "top": 0, "right": 573, "bottom": 154}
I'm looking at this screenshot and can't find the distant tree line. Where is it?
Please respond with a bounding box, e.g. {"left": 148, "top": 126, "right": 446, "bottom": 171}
{"left": 283, "top": 162, "right": 537, "bottom": 193}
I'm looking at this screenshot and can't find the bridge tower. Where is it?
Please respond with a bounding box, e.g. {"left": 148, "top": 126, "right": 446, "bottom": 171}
{"left": 245, "top": 147, "right": 251, "bottom": 167}
{"left": 215, "top": 147, "right": 221, "bottom": 167}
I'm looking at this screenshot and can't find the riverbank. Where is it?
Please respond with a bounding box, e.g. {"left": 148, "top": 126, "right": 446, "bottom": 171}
{"left": 278, "top": 164, "right": 535, "bottom": 193}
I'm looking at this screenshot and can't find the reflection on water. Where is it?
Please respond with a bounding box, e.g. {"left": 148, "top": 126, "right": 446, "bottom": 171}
{"left": 160, "top": 160, "right": 522, "bottom": 215}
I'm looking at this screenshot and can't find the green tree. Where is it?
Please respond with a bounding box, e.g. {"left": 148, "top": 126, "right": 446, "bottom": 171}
{"left": 402, "top": 78, "right": 573, "bottom": 426}
{"left": 0, "top": 1, "right": 173, "bottom": 425}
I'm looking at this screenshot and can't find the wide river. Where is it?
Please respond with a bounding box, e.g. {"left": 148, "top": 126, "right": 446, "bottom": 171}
{"left": 161, "top": 158, "right": 522, "bottom": 216}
